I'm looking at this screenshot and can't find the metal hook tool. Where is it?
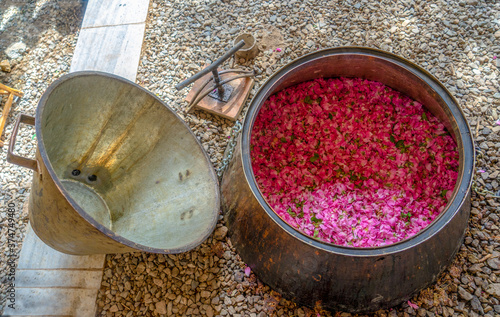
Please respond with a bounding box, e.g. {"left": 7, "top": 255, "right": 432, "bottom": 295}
{"left": 176, "top": 40, "right": 255, "bottom": 114}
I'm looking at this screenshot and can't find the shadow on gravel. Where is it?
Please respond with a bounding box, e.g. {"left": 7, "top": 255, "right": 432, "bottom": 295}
{"left": 0, "top": 0, "right": 85, "bottom": 61}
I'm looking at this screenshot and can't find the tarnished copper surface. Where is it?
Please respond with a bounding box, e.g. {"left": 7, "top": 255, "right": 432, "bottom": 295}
{"left": 221, "top": 47, "right": 474, "bottom": 313}
{"left": 8, "top": 71, "right": 220, "bottom": 255}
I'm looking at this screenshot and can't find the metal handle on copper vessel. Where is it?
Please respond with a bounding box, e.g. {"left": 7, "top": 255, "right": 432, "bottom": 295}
{"left": 7, "top": 114, "right": 38, "bottom": 171}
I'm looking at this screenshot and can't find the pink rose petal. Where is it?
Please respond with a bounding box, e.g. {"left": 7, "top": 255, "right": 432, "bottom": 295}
{"left": 250, "top": 77, "right": 459, "bottom": 248}
{"left": 244, "top": 266, "right": 251, "bottom": 277}
{"left": 408, "top": 300, "right": 418, "bottom": 309}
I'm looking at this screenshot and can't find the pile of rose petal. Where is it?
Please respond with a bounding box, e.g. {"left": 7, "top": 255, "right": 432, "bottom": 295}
{"left": 251, "top": 77, "right": 459, "bottom": 247}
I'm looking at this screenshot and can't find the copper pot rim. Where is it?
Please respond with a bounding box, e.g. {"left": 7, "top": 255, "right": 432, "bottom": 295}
{"left": 240, "top": 46, "right": 475, "bottom": 255}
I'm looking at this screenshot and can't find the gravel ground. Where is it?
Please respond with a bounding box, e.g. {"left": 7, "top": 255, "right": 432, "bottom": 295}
{"left": 1, "top": 0, "right": 500, "bottom": 316}
{"left": 0, "top": 0, "right": 83, "bottom": 314}
{"left": 96, "top": 0, "right": 500, "bottom": 316}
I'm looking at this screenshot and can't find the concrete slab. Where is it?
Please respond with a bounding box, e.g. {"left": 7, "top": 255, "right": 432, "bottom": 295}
{"left": 15, "top": 269, "right": 103, "bottom": 289}
{"left": 3, "top": 0, "right": 150, "bottom": 315}
{"left": 82, "top": 0, "right": 150, "bottom": 28}
{"left": 3, "top": 288, "right": 97, "bottom": 317}
{"left": 70, "top": 23, "right": 146, "bottom": 81}
{"left": 16, "top": 225, "right": 105, "bottom": 270}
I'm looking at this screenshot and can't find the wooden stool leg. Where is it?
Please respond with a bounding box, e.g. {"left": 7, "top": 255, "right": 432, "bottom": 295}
{"left": 0, "top": 82, "right": 22, "bottom": 96}
{"left": 0, "top": 93, "right": 15, "bottom": 147}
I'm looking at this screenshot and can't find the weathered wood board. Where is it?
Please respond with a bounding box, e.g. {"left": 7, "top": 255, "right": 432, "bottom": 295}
{"left": 16, "top": 225, "right": 105, "bottom": 270}
{"left": 82, "top": 0, "right": 150, "bottom": 28}
{"left": 3, "top": 225, "right": 105, "bottom": 317}
{"left": 15, "top": 269, "right": 103, "bottom": 289}
{"left": 3, "top": 288, "right": 98, "bottom": 317}
{"left": 2, "top": 0, "right": 150, "bottom": 315}
{"left": 70, "top": 23, "right": 146, "bottom": 80}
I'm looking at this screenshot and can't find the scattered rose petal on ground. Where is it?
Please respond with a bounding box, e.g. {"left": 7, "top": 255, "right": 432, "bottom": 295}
{"left": 408, "top": 300, "right": 419, "bottom": 309}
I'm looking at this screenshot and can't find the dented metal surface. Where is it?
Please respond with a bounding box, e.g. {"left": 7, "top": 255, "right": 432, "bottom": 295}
{"left": 8, "top": 71, "right": 219, "bottom": 255}
{"left": 221, "top": 47, "right": 474, "bottom": 313}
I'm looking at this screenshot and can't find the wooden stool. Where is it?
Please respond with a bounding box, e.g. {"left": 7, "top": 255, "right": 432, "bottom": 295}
{"left": 0, "top": 83, "right": 23, "bottom": 147}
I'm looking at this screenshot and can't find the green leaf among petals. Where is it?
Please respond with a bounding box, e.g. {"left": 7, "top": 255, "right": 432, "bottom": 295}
{"left": 313, "top": 229, "right": 320, "bottom": 239}
{"left": 311, "top": 214, "right": 323, "bottom": 226}
{"left": 390, "top": 134, "right": 396, "bottom": 144}
{"left": 310, "top": 153, "right": 320, "bottom": 163}
{"left": 400, "top": 211, "right": 412, "bottom": 220}
{"left": 395, "top": 140, "right": 405, "bottom": 148}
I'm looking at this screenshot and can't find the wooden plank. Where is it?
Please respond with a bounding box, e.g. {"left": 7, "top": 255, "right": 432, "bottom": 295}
{"left": 185, "top": 66, "right": 254, "bottom": 121}
{"left": 16, "top": 224, "right": 105, "bottom": 270}
{"left": 4, "top": 1, "right": 151, "bottom": 315}
{"left": 0, "top": 93, "right": 15, "bottom": 147}
{"left": 15, "top": 269, "right": 103, "bottom": 289}
{"left": 2, "top": 288, "right": 98, "bottom": 316}
{"left": 70, "top": 23, "right": 146, "bottom": 81}
{"left": 82, "top": 0, "right": 150, "bottom": 28}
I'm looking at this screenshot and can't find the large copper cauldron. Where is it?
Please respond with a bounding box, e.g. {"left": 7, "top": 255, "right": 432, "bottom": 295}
{"left": 221, "top": 47, "right": 474, "bottom": 312}
{"left": 7, "top": 72, "right": 219, "bottom": 255}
